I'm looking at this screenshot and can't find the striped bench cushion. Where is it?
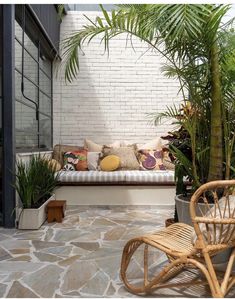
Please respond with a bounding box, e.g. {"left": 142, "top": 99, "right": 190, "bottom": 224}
{"left": 58, "top": 170, "right": 126, "bottom": 183}
{"left": 125, "top": 170, "right": 174, "bottom": 183}
{"left": 58, "top": 170, "right": 174, "bottom": 184}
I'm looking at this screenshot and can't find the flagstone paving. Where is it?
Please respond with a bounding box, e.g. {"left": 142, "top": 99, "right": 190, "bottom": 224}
{"left": 0, "top": 205, "right": 234, "bottom": 298}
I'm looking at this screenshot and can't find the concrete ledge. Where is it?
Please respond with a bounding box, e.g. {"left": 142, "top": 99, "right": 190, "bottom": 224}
{"left": 55, "top": 185, "right": 176, "bottom": 206}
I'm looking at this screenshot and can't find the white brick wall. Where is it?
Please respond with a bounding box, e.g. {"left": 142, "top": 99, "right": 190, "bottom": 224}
{"left": 53, "top": 10, "right": 182, "bottom": 146}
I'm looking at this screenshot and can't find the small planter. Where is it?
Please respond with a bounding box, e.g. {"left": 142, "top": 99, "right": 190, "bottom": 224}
{"left": 18, "top": 194, "right": 55, "bottom": 230}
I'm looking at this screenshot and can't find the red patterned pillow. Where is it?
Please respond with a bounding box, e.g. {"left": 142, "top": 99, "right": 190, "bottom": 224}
{"left": 138, "top": 149, "right": 166, "bottom": 170}
{"left": 63, "top": 150, "right": 88, "bottom": 171}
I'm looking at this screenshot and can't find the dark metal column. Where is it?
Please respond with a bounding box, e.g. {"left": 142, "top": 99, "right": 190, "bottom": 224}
{"left": 2, "top": 5, "right": 15, "bottom": 227}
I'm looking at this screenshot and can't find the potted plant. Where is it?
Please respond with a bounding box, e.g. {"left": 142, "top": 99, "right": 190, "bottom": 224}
{"left": 156, "top": 21, "right": 235, "bottom": 225}
{"left": 162, "top": 121, "right": 212, "bottom": 226}
{"left": 14, "top": 155, "right": 60, "bottom": 229}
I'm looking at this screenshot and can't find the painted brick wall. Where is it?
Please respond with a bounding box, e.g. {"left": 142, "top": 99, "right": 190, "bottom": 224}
{"left": 53, "top": 10, "right": 182, "bottom": 146}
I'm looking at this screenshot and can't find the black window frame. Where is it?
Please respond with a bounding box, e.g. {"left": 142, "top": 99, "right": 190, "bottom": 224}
{"left": 15, "top": 5, "right": 53, "bottom": 152}
{"left": 0, "top": 5, "right": 3, "bottom": 226}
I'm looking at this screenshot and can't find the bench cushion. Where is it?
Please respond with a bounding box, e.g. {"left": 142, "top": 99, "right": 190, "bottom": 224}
{"left": 58, "top": 170, "right": 174, "bottom": 184}
{"left": 59, "top": 170, "right": 126, "bottom": 183}
{"left": 125, "top": 170, "right": 174, "bottom": 183}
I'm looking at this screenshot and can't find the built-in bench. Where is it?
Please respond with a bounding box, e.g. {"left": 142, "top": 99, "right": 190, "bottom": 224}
{"left": 16, "top": 151, "right": 176, "bottom": 207}
{"left": 55, "top": 170, "right": 176, "bottom": 207}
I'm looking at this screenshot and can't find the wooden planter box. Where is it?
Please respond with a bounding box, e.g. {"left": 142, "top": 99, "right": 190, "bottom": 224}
{"left": 18, "top": 194, "right": 55, "bottom": 230}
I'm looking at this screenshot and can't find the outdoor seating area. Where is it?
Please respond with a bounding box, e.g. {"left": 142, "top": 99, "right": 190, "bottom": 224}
{"left": 0, "top": 2, "right": 234, "bottom": 298}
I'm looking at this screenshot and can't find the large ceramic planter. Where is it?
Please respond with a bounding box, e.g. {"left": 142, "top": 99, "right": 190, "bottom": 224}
{"left": 18, "top": 194, "right": 55, "bottom": 230}
{"left": 175, "top": 194, "right": 214, "bottom": 226}
{"left": 175, "top": 194, "right": 232, "bottom": 268}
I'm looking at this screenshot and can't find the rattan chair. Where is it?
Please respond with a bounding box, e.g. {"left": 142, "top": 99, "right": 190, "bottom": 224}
{"left": 120, "top": 180, "right": 235, "bottom": 298}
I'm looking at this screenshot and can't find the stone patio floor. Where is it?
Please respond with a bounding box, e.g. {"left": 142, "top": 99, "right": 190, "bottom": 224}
{"left": 0, "top": 205, "right": 235, "bottom": 298}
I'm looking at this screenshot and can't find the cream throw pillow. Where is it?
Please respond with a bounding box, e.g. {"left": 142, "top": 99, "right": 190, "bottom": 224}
{"left": 191, "top": 195, "right": 235, "bottom": 245}
{"left": 84, "top": 139, "right": 121, "bottom": 152}
{"left": 87, "top": 152, "right": 101, "bottom": 170}
{"left": 84, "top": 139, "right": 103, "bottom": 152}
{"left": 138, "top": 137, "right": 162, "bottom": 150}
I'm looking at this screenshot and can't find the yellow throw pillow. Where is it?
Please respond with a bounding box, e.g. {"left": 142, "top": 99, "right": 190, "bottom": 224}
{"left": 100, "top": 155, "right": 120, "bottom": 171}
{"left": 48, "top": 159, "right": 62, "bottom": 171}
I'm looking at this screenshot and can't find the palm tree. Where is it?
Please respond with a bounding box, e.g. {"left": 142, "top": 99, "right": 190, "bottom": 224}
{"left": 61, "top": 4, "right": 232, "bottom": 183}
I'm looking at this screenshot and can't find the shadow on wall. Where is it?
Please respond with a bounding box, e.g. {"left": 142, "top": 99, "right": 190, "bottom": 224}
{"left": 54, "top": 56, "right": 112, "bottom": 146}
{"left": 53, "top": 10, "right": 182, "bottom": 147}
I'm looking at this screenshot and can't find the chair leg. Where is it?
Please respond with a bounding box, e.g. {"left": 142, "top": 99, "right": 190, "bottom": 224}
{"left": 121, "top": 238, "right": 146, "bottom": 294}
{"left": 144, "top": 244, "right": 149, "bottom": 287}
{"left": 148, "top": 257, "right": 223, "bottom": 297}
{"left": 186, "top": 258, "right": 223, "bottom": 298}
{"left": 221, "top": 248, "right": 235, "bottom": 296}
{"left": 120, "top": 238, "right": 225, "bottom": 298}
{"left": 120, "top": 239, "right": 184, "bottom": 295}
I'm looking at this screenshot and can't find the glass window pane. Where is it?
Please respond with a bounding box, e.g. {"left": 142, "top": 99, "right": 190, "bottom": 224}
{"left": 40, "top": 56, "right": 51, "bottom": 78}
{"left": 15, "top": 71, "right": 38, "bottom": 105}
{"left": 39, "top": 114, "right": 51, "bottom": 149}
{"left": 24, "top": 31, "right": 38, "bottom": 60}
{"left": 15, "top": 20, "right": 22, "bottom": 43}
{"left": 15, "top": 20, "right": 38, "bottom": 60}
{"left": 24, "top": 51, "right": 38, "bottom": 84}
{"left": 15, "top": 39, "right": 22, "bottom": 71}
{"left": 14, "top": 18, "right": 53, "bottom": 150}
{"left": 15, "top": 101, "right": 38, "bottom": 148}
{"left": 39, "top": 92, "right": 51, "bottom": 115}
{"left": 40, "top": 70, "right": 51, "bottom": 95}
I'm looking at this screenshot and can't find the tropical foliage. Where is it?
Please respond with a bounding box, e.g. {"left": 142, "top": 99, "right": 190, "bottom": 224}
{"left": 160, "top": 26, "right": 235, "bottom": 192}
{"left": 61, "top": 4, "right": 235, "bottom": 190}
{"left": 15, "top": 155, "right": 60, "bottom": 209}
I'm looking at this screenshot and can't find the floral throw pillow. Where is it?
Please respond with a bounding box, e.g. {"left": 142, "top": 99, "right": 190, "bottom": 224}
{"left": 138, "top": 149, "right": 166, "bottom": 170}
{"left": 63, "top": 150, "right": 88, "bottom": 171}
{"left": 162, "top": 148, "right": 175, "bottom": 170}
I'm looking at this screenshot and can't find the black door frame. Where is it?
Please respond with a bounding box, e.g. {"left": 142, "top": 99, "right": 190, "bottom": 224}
{"left": 2, "top": 4, "right": 16, "bottom": 228}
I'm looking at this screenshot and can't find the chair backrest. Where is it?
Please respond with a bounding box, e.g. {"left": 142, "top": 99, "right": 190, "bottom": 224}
{"left": 190, "top": 180, "right": 235, "bottom": 247}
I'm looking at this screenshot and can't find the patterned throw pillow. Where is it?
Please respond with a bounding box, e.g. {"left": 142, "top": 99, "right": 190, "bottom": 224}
{"left": 53, "top": 144, "right": 84, "bottom": 166}
{"left": 63, "top": 150, "right": 88, "bottom": 171}
{"left": 162, "top": 148, "right": 175, "bottom": 170}
{"left": 138, "top": 149, "right": 166, "bottom": 170}
{"left": 102, "top": 146, "right": 140, "bottom": 170}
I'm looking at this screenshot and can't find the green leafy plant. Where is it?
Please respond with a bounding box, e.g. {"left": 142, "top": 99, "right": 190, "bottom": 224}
{"left": 158, "top": 26, "right": 235, "bottom": 190}
{"left": 57, "top": 4, "right": 66, "bottom": 21}
{"left": 61, "top": 4, "right": 234, "bottom": 184}
{"left": 14, "top": 155, "right": 60, "bottom": 209}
